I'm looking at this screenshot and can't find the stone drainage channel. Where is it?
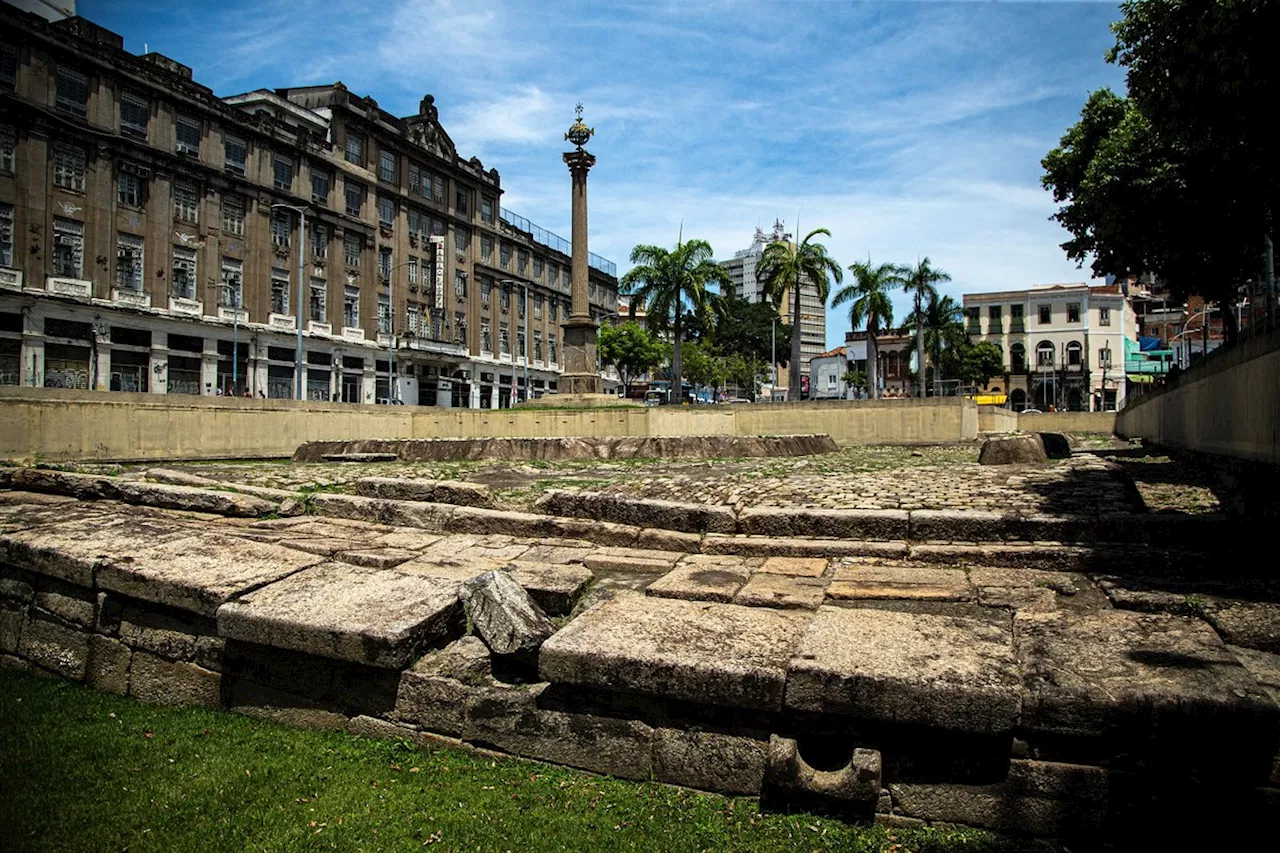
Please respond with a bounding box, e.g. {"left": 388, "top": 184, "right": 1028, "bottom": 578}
{"left": 1, "top": 470, "right": 1278, "bottom": 845}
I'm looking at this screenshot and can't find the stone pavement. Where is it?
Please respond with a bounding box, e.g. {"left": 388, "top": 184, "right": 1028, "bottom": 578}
{"left": 1, "top": 445, "right": 1275, "bottom": 841}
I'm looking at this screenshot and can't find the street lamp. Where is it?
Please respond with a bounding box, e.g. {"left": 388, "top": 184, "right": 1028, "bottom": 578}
{"left": 379, "top": 258, "right": 422, "bottom": 403}
{"left": 500, "top": 279, "right": 529, "bottom": 403}
{"left": 269, "top": 203, "right": 307, "bottom": 400}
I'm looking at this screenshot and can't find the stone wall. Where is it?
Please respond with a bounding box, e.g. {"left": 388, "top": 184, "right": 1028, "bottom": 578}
{"left": 0, "top": 389, "right": 979, "bottom": 461}
{"left": 978, "top": 406, "right": 1019, "bottom": 433}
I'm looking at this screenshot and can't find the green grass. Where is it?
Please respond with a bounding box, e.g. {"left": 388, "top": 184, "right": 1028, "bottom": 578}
{"left": 0, "top": 671, "right": 1040, "bottom": 853}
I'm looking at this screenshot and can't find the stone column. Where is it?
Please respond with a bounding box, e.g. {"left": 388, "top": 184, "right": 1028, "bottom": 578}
{"left": 559, "top": 149, "right": 601, "bottom": 395}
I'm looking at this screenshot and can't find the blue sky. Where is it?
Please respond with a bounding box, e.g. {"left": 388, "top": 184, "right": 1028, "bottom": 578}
{"left": 84, "top": 0, "right": 1125, "bottom": 349}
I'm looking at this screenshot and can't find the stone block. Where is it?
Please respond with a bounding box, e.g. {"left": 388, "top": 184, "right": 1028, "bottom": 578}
{"left": 113, "top": 481, "right": 274, "bottom": 517}
{"left": 355, "top": 477, "right": 495, "bottom": 508}
{"left": 461, "top": 570, "right": 554, "bottom": 657}
{"left": 33, "top": 581, "right": 97, "bottom": 628}
{"left": 0, "top": 568, "right": 34, "bottom": 603}
{"left": 703, "top": 535, "right": 909, "bottom": 559}
{"left": 764, "top": 735, "right": 881, "bottom": 803}
{"left": 334, "top": 548, "right": 419, "bottom": 569}
{"left": 653, "top": 728, "right": 768, "bottom": 795}
{"left": 978, "top": 434, "right": 1047, "bottom": 465}
{"left": 738, "top": 508, "right": 908, "bottom": 540}
{"left": 446, "top": 507, "right": 551, "bottom": 538}
{"left": 636, "top": 528, "right": 703, "bottom": 554}
{"left": 1016, "top": 610, "right": 1279, "bottom": 772}
{"left": 227, "top": 678, "right": 349, "bottom": 730}
{"left": 217, "top": 563, "right": 463, "bottom": 669}
{"left": 463, "top": 685, "right": 654, "bottom": 781}
{"left": 1, "top": 602, "right": 27, "bottom": 654}
{"left": 908, "top": 509, "right": 1006, "bottom": 543}
{"left": 758, "top": 557, "right": 829, "bottom": 578}
{"left": 128, "top": 650, "right": 221, "bottom": 707}
{"left": 646, "top": 562, "right": 751, "bottom": 603}
{"left": 734, "top": 574, "right": 828, "bottom": 610}
{"left": 312, "top": 493, "right": 455, "bottom": 531}
{"left": 392, "top": 637, "right": 495, "bottom": 736}
{"left": 1, "top": 513, "right": 190, "bottom": 587}
{"left": 19, "top": 614, "right": 89, "bottom": 680}
{"left": 1203, "top": 600, "right": 1280, "bottom": 654}
{"left": 346, "top": 715, "right": 456, "bottom": 749}
{"left": 827, "top": 565, "right": 973, "bottom": 602}
{"left": 540, "top": 592, "right": 811, "bottom": 711}
{"left": 118, "top": 605, "right": 216, "bottom": 661}
{"left": 909, "top": 542, "right": 1104, "bottom": 572}
{"left": 86, "top": 634, "right": 132, "bottom": 695}
{"left": 583, "top": 550, "right": 680, "bottom": 574}
{"left": 541, "top": 516, "right": 642, "bottom": 548}
{"left": 97, "top": 532, "right": 323, "bottom": 617}
{"left": 786, "top": 606, "right": 1021, "bottom": 736}
{"left": 505, "top": 562, "right": 592, "bottom": 616}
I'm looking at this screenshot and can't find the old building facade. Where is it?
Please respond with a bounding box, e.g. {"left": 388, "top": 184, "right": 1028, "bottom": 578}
{"left": 0, "top": 5, "right": 618, "bottom": 406}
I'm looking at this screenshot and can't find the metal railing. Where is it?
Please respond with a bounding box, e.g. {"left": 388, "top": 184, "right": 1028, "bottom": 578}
{"left": 500, "top": 208, "right": 617, "bottom": 277}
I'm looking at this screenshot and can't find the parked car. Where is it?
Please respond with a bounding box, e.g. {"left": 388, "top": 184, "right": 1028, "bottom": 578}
{"left": 1021, "top": 408, "right": 1043, "bottom": 414}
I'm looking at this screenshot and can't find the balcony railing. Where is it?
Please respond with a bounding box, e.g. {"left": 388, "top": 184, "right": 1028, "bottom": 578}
{"left": 988, "top": 322, "right": 1003, "bottom": 334}
{"left": 500, "top": 209, "right": 617, "bottom": 277}
{"left": 1010, "top": 320, "right": 1025, "bottom": 333}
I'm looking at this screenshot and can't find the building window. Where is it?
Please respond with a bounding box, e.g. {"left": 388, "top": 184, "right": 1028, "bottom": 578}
{"left": 115, "top": 233, "right": 144, "bottom": 291}
{"left": 345, "top": 131, "right": 363, "bottom": 166}
{"left": 532, "top": 258, "right": 543, "bottom": 281}
{"left": 966, "top": 306, "right": 980, "bottom": 333}
{"left": 271, "top": 269, "right": 290, "bottom": 315}
{"left": 533, "top": 293, "right": 543, "bottom": 319}
{"left": 345, "top": 181, "right": 365, "bottom": 217}
{"left": 406, "top": 257, "right": 418, "bottom": 285}
{"left": 310, "top": 223, "right": 328, "bottom": 259}
{"left": 343, "top": 286, "right": 360, "bottom": 328}
{"left": 222, "top": 194, "right": 244, "bottom": 235}
{"left": 547, "top": 263, "right": 557, "bottom": 287}
{"left": 309, "top": 279, "right": 326, "bottom": 322}
{"left": 379, "top": 247, "right": 392, "bottom": 280}
{"left": 1099, "top": 347, "right": 1112, "bottom": 368}
{"left": 430, "top": 216, "right": 446, "bottom": 237}
{"left": 0, "top": 123, "right": 13, "bottom": 172}
{"left": 518, "top": 290, "right": 526, "bottom": 318}
{"left": 549, "top": 299, "right": 558, "bottom": 322}
{"left": 407, "top": 209, "right": 425, "bottom": 239}
{"left": 1038, "top": 304, "right": 1051, "bottom": 325}
{"left": 55, "top": 66, "right": 89, "bottom": 118}
{"left": 1010, "top": 304, "right": 1025, "bottom": 331}
{"left": 0, "top": 44, "right": 16, "bottom": 90}
{"left": 500, "top": 242, "right": 511, "bottom": 270}
{"left": 533, "top": 330, "right": 543, "bottom": 362}
{"left": 172, "top": 247, "right": 196, "bottom": 299}
{"left": 1010, "top": 341, "right": 1026, "bottom": 372}
{"left": 0, "top": 203, "right": 13, "bottom": 267}
{"left": 1099, "top": 306, "right": 1111, "bottom": 326}
{"left": 1067, "top": 302, "right": 1081, "bottom": 323}
{"left": 311, "top": 169, "right": 330, "bottom": 204}
{"left": 499, "top": 323, "right": 510, "bottom": 356}
{"left": 344, "top": 234, "right": 362, "bottom": 267}
{"left": 378, "top": 294, "right": 391, "bottom": 333}
{"left": 1035, "top": 341, "right": 1054, "bottom": 368}
{"left": 481, "top": 196, "right": 494, "bottom": 224}
{"left": 273, "top": 154, "right": 293, "bottom": 191}
{"left": 481, "top": 320, "right": 491, "bottom": 353}
{"left": 454, "top": 226, "right": 469, "bottom": 254}
{"left": 52, "top": 217, "right": 84, "bottom": 278}
{"left": 454, "top": 270, "right": 466, "bottom": 298}
{"left": 1066, "top": 341, "right": 1083, "bottom": 366}
{"left": 224, "top": 135, "right": 247, "bottom": 175}
{"left": 548, "top": 334, "right": 558, "bottom": 365}
{"left": 500, "top": 287, "right": 510, "bottom": 312}
{"left": 176, "top": 115, "right": 201, "bottom": 155}
{"left": 481, "top": 234, "right": 493, "bottom": 263}
{"left": 378, "top": 150, "right": 395, "bottom": 183}
{"left": 271, "top": 210, "right": 291, "bottom": 248}
{"left": 408, "top": 164, "right": 421, "bottom": 194}
{"left": 427, "top": 171, "right": 445, "bottom": 204}
{"left": 120, "top": 91, "right": 148, "bottom": 136}
{"left": 377, "top": 196, "right": 394, "bottom": 228}
{"left": 481, "top": 277, "right": 491, "bottom": 307}
{"left": 220, "top": 259, "right": 243, "bottom": 308}
{"left": 52, "top": 145, "right": 85, "bottom": 191}
{"left": 173, "top": 180, "right": 198, "bottom": 223}
{"left": 407, "top": 303, "right": 420, "bottom": 336}
{"left": 517, "top": 327, "right": 526, "bottom": 360}
{"left": 988, "top": 305, "right": 1002, "bottom": 332}
{"left": 454, "top": 187, "right": 469, "bottom": 215}
{"left": 517, "top": 249, "right": 528, "bottom": 274}
{"left": 117, "top": 170, "right": 144, "bottom": 207}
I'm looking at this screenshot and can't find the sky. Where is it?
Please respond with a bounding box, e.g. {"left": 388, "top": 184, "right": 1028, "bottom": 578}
{"left": 83, "top": 0, "right": 1127, "bottom": 350}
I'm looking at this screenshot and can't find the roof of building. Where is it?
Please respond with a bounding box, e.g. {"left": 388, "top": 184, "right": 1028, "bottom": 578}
{"left": 817, "top": 346, "right": 846, "bottom": 359}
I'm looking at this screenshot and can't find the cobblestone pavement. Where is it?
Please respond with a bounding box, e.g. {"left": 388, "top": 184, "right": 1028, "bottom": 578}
{"left": 67, "top": 441, "right": 1231, "bottom": 516}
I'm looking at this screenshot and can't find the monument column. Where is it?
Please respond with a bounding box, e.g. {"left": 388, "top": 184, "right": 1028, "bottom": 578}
{"left": 559, "top": 104, "right": 602, "bottom": 396}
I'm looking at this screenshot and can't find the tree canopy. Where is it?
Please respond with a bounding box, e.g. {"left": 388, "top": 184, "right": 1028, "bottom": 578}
{"left": 757, "top": 228, "right": 842, "bottom": 398}
{"left": 598, "top": 321, "right": 666, "bottom": 397}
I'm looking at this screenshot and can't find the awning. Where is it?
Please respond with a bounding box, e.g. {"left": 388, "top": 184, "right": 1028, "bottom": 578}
{"left": 1126, "top": 373, "right": 1156, "bottom": 384}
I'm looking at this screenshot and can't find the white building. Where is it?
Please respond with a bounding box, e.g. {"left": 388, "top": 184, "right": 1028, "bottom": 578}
{"left": 962, "top": 283, "right": 1133, "bottom": 412}
{"left": 719, "top": 221, "right": 827, "bottom": 397}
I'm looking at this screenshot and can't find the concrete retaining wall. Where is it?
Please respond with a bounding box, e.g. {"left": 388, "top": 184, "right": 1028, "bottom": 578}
{"left": 0, "top": 389, "right": 979, "bottom": 461}
{"left": 978, "top": 406, "right": 1019, "bottom": 433}
{"left": 1019, "top": 411, "right": 1117, "bottom": 435}
{"left": 1116, "top": 328, "right": 1280, "bottom": 465}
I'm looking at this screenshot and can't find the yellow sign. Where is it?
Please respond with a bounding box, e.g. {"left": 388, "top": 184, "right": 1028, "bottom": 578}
{"left": 973, "top": 394, "right": 1008, "bottom": 405}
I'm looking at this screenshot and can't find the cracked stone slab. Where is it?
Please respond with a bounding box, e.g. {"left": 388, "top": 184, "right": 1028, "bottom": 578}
{"left": 1, "top": 514, "right": 196, "bottom": 588}
{"left": 786, "top": 606, "right": 1021, "bottom": 735}
{"left": 97, "top": 533, "right": 324, "bottom": 617}
{"left": 583, "top": 549, "right": 680, "bottom": 574}
{"left": 826, "top": 565, "right": 974, "bottom": 602}
{"left": 1015, "top": 609, "right": 1279, "bottom": 766}
{"left": 217, "top": 563, "right": 463, "bottom": 668}
{"left": 540, "top": 592, "right": 812, "bottom": 711}
{"left": 734, "top": 573, "right": 829, "bottom": 610}
{"left": 646, "top": 562, "right": 751, "bottom": 603}
{"left": 757, "top": 557, "right": 829, "bottom": 578}
{"left": 504, "top": 562, "right": 592, "bottom": 616}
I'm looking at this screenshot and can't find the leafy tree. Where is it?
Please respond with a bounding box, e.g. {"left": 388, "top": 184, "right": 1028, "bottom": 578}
{"left": 621, "top": 239, "right": 729, "bottom": 403}
{"left": 832, "top": 259, "right": 897, "bottom": 399}
{"left": 597, "top": 321, "right": 665, "bottom": 397}
{"left": 957, "top": 339, "right": 1006, "bottom": 388}
{"left": 842, "top": 368, "right": 868, "bottom": 397}
{"left": 677, "top": 340, "right": 722, "bottom": 396}
{"left": 757, "top": 228, "right": 843, "bottom": 398}
{"left": 722, "top": 353, "right": 767, "bottom": 400}
{"left": 895, "top": 258, "right": 951, "bottom": 396}
{"left": 709, "top": 291, "right": 792, "bottom": 370}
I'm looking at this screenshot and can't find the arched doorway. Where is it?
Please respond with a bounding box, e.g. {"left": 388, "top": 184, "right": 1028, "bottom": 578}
{"left": 1010, "top": 388, "right": 1028, "bottom": 412}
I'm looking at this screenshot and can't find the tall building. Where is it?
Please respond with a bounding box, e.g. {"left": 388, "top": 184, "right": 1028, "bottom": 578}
{"left": 719, "top": 221, "right": 827, "bottom": 397}
{"left": 962, "top": 283, "right": 1132, "bottom": 412}
{"left": 0, "top": 4, "right": 619, "bottom": 407}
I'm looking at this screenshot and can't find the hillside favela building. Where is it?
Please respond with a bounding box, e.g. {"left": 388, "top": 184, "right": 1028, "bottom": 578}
{"left": 0, "top": 4, "right": 619, "bottom": 406}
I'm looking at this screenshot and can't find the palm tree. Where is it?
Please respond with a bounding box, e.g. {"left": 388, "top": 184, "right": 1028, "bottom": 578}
{"left": 757, "top": 228, "right": 843, "bottom": 398}
{"left": 896, "top": 257, "right": 951, "bottom": 396}
{"left": 621, "top": 238, "right": 728, "bottom": 403}
{"left": 904, "top": 292, "right": 964, "bottom": 395}
{"left": 832, "top": 259, "right": 897, "bottom": 399}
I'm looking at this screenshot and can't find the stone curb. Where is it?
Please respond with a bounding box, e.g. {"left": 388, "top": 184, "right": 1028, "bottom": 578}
{"left": 354, "top": 476, "right": 495, "bottom": 509}
{"left": 535, "top": 491, "right": 737, "bottom": 535}
{"left": 8, "top": 468, "right": 274, "bottom": 517}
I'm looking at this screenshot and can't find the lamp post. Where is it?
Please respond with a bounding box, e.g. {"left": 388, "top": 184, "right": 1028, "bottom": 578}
{"left": 378, "top": 259, "right": 424, "bottom": 403}
{"left": 270, "top": 203, "right": 307, "bottom": 400}
{"left": 500, "top": 278, "right": 529, "bottom": 403}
